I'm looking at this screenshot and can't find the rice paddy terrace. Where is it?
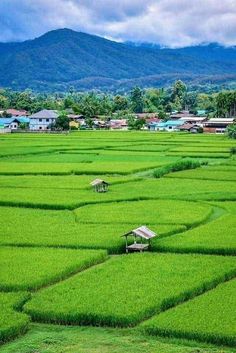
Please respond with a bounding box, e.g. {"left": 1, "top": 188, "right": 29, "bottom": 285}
{"left": 0, "top": 131, "right": 236, "bottom": 353}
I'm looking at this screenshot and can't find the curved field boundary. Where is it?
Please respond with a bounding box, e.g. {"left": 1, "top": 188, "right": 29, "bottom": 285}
{"left": 0, "top": 247, "right": 108, "bottom": 292}
{"left": 23, "top": 253, "right": 236, "bottom": 328}
{"left": 140, "top": 278, "right": 236, "bottom": 347}
{"left": 154, "top": 204, "right": 236, "bottom": 256}
{"left": 0, "top": 292, "right": 30, "bottom": 344}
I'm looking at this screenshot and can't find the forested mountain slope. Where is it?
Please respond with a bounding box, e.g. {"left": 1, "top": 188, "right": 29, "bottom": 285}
{"left": 0, "top": 29, "right": 236, "bottom": 91}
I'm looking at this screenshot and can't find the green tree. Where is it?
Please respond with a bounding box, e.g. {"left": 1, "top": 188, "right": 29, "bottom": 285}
{"left": 127, "top": 115, "right": 145, "bottom": 130}
{"left": 171, "top": 80, "right": 187, "bottom": 110}
{"left": 113, "top": 95, "right": 128, "bottom": 111}
{"left": 144, "top": 88, "right": 166, "bottom": 112}
{"left": 15, "top": 91, "right": 33, "bottom": 111}
{"left": 78, "top": 93, "right": 99, "bottom": 120}
{"left": 158, "top": 108, "right": 168, "bottom": 121}
{"left": 99, "top": 95, "right": 113, "bottom": 116}
{"left": 196, "top": 93, "right": 216, "bottom": 114}
{"left": 130, "top": 87, "right": 144, "bottom": 113}
{"left": 52, "top": 112, "right": 70, "bottom": 130}
{"left": 64, "top": 96, "right": 74, "bottom": 109}
{"left": 226, "top": 124, "right": 236, "bottom": 139}
{"left": 172, "top": 96, "right": 182, "bottom": 112}
{"left": 0, "top": 94, "right": 8, "bottom": 109}
{"left": 19, "top": 122, "right": 29, "bottom": 130}
{"left": 185, "top": 92, "right": 197, "bottom": 111}
{"left": 216, "top": 91, "right": 236, "bottom": 118}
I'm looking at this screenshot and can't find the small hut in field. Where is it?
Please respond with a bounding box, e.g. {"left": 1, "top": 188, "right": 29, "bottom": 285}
{"left": 90, "top": 179, "right": 109, "bottom": 193}
{"left": 122, "top": 226, "right": 157, "bottom": 253}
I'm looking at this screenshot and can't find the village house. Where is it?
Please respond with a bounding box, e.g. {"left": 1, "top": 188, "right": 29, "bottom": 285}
{"left": 5, "top": 109, "right": 29, "bottom": 117}
{"left": 148, "top": 121, "right": 166, "bottom": 131}
{"left": 109, "top": 119, "right": 128, "bottom": 130}
{"left": 170, "top": 110, "right": 196, "bottom": 120}
{"left": 164, "top": 120, "right": 186, "bottom": 131}
{"left": 135, "top": 113, "right": 159, "bottom": 120}
{"left": 149, "top": 120, "right": 186, "bottom": 132}
{"left": 68, "top": 114, "right": 85, "bottom": 129}
{"left": 145, "top": 117, "right": 161, "bottom": 129}
{"left": 179, "top": 123, "right": 201, "bottom": 133}
{"left": 0, "top": 117, "right": 30, "bottom": 131}
{"left": 93, "top": 120, "right": 109, "bottom": 129}
{"left": 196, "top": 110, "right": 207, "bottom": 116}
{"left": 0, "top": 120, "right": 11, "bottom": 133}
{"left": 29, "top": 110, "right": 59, "bottom": 131}
{"left": 178, "top": 116, "right": 207, "bottom": 126}
{"left": 203, "top": 118, "right": 235, "bottom": 134}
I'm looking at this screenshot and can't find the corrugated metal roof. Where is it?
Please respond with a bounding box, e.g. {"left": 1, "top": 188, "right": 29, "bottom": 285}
{"left": 133, "top": 226, "right": 157, "bottom": 239}
{"left": 206, "top": 118, "right": 235, "bottom": 124}
{"left": 0, "top": 117, "right": 30, "bottom": 124}
{"left": 90, "top": 179, "right": 108, "bottom": 186}
{"left": 151, "top": 120, "right": 185, "bottom": 127}
{"left": 0, "top": 118, "right": 14, "bottom": 124}
{"left": 6, "top": 109, "right": 29, "bottom": 116}
{"left": 179, "top": 123, "right": 194, "bottom": 130}
{"left": 165, "top": 120, "right": 185, "bottom": 126}
{"left": 12, "top": 116, "right": 30, "bottom": 123}
{"left": 179, "top": 117, "right": 206, "bottom": 121}
{"left": 123, "top": 226, "right": 157, "bottom": 239}
{"left": 30, "top": 110, "right": 59, "bottom": 119}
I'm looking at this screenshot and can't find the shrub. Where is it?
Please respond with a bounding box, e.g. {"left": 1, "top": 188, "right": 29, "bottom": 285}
{"left": 226, "top": 124, "right": 236, "bottom": 139}
{"left": 230, "top": 146, "right": 236, "bottom": 154}
{"left": 153, "top": 159, "right": 203, "bottom": 178}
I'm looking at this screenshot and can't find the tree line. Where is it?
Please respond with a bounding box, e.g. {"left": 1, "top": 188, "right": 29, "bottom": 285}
{"left": 0, "top": 81, "right": 236, "bottom": 120}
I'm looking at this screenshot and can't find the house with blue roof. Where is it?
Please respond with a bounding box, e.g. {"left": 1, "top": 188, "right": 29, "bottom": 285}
{"left": 0, "top": 117, "right": 30, "bottom": 130}
{"left": 148, "top": 120, "right": 186, "bottom": 132}
{"left": 148, "top": 122, "right": 166, "bottom": 131}
{"left": 164, "top": 120, "right": 185, "bottom": 131}
{"left": 197, "top": 110, "right": 207, "bottom": 116}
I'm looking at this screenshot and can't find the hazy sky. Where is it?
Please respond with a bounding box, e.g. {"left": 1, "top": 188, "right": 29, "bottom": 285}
{"left": 0, "top": 0, "right": 236, "bottom": 47}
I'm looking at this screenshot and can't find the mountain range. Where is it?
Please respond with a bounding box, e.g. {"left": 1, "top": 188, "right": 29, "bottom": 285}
{"left": 0, "top": 28, "right": 236, "bottom": 92}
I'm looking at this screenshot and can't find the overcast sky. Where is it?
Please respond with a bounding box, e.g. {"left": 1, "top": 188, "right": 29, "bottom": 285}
{"left": 0, "top": 0, "right": 236, "bottom": 47}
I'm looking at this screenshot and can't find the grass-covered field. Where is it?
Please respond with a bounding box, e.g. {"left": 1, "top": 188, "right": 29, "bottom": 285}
{"left": 0, "top": 131, "right": 235, "bottom": 351}
{"left": 0, "top": 292, "right": 30, "bottom": 343}
{"left": 0, "top": 247, "right": 107, "bottom": 291}
{"left": 74, "top": 199, "right": 212, "bottom": 226}
{"left": 0, "top": 176, "right": 235, "bottom": 210}
{"left": 0, "top": 161, "right": 169, "bottom": 175}
{"left": 155, "top": 201, "right": 236, "bottom": 255}
{"left": 24, "top": 253, "right": 236, "bottom": 327}
{"left": 167, "top": 167, "right": 236, "bottom": 181}
{"left": 141, "top": 279, "right": 236, "bottom": 346}
{"left": 0, "top": 206, "right": 185, "bottom": 252}
{"left": 3, "top": 324, "right": 236, "bottom": 353}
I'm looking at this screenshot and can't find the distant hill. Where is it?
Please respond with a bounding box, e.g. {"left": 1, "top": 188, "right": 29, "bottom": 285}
{"left": 0, "top": 28, "right": 236, "bottom": 92}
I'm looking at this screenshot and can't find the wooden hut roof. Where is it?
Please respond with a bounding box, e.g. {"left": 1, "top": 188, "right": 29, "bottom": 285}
{"left": 122, "top": 226, "right": 157, "bottom": 240}
{"left": 90, "top": 178, "right": 108, "bottom": 186}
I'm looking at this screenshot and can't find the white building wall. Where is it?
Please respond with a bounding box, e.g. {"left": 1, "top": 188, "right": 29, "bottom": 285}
{"left": 29, "top": 118, "right": 55, "bottom": 130}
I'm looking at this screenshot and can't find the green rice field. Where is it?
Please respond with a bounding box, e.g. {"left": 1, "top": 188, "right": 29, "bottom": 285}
{"left": 0, "top": 131, "right": 235, "bottom": 353}
{"left": 24, "top": 253, "right": 236, "bottom": 327}
{"left": 141, "top": 279, "right": 236, "bottom": 346}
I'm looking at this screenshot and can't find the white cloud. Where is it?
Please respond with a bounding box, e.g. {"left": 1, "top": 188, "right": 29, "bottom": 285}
{"left": 0, "top": 0, "right": 236, "bottom": 47}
